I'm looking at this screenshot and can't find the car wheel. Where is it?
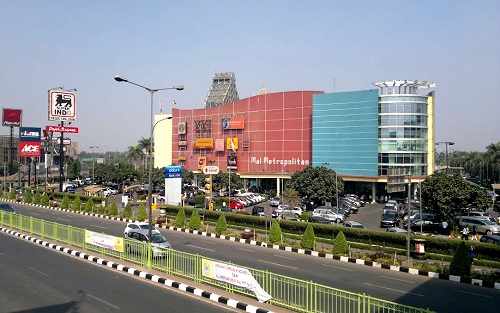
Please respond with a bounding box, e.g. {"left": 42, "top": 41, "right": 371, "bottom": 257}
{"left": 486, "top": 230, "right": 492, "bottom": 235}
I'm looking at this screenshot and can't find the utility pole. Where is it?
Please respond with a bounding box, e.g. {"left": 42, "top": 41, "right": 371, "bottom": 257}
{"left": 91, "top": 146, "right": 98, "bottom": 185}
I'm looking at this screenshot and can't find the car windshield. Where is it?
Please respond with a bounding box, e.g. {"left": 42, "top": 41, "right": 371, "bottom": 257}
{"left": 150, "top": 233, "right": 167, "bottom": 243}
{"left": 383, "top": 213, "right": 397, "bottom": 219}
{"left": 139, "top": 224, "right": 156, "bottom": 231}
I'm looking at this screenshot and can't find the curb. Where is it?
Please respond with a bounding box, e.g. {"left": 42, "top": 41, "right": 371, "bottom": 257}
{"left": 0, "top": 225, "right": 273, "bottom": 313}
{"left": 5, "top": 199, "right": 500, "bottom": 290}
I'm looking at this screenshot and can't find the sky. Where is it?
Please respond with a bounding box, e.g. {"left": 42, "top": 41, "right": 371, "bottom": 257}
{"left": 0, "top": 1, "right": 498, "bottom": 154}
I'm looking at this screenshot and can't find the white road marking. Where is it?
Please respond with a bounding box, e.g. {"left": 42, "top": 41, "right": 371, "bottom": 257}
{"left": 259, "top": 260, "right": 298, "bottom": 269}
{"left": 90, "top": 225, "right": 107, "bottom": 230}
{"left": 322, "top": 264, "right": 353, "bottom": 272}
{"left": 238, "top": 247, "right": 255, "bottom": 252}
{"left": 273, "top": 254, "right": 296, "bottom": 260}
{"left": 56, "top": 218, "right": 70, "bottom": 222}
{"left": 187, "top": 244, "right": 214, "bottom": 252}
{"left": 202, "top": 240, "right": 216, "bottom": 245}
{"left": 29, "top": 266, "right": 49, "bottom": 277}
{"left": 30, "top": 212, "right": 42, "bottom": 216}
{"left": 453, "top": 289, "right": 494, "bottom": 298}
{"left": 380, "top": 275, "right": 415, "bottom": 284}
{"left": 364, "top": 283, "right": 424, "bottom": 297}
{"left": 87, "top": 293, "right": 120, "bottom": 309}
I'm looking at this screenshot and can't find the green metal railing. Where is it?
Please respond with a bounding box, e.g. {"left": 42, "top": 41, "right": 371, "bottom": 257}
{"left": 0, "top": 211, "right": 433, "bottom": 313}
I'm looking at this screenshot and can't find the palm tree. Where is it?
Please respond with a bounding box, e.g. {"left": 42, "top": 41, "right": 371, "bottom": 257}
{"left": 138, "top": 137, "right": 151, "bottom": 170}
{"left": 485, "top": 142, "right": 500, "bottom": 164}
{"left": 127, "top": 145, "right": 144, "bottom": 170}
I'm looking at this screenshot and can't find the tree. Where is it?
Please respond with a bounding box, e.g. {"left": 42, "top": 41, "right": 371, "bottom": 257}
{"left": 289, "top": 166, "right": 344, "bottom": 206}
{"left": 127, "top": 145, "right": 144, "bottom": 170}
{"left": 24, "top": 192, "right": 32, "bottom": 204}
{"left": 137, "top": 203, "right": 147, "bottom": 221}
{"left": 41, "top": 193, "right": 49, "bottom": 206}
{"left": 67, "top": 157, "right": 82, "bottom": 180}
{"left": 269, "top": 220, "right": 282, "bottom": 244}
{"left": 175, "top": 208, "right": 186, "bottom": 228}
{"left": 189, "top": 209, "right": 201, "bottom": 230}
{"left": 9, "top": 189, "right": 15, "bottom": 200}
{"left": 212, "top": 171, "right": 244, "bottom": 195}
{"left": 449, "top": 241, "right": 471, "bottom": 277}
{"left": 85, "top": 199, "right": 94, "bottom": 213}
{"left": 282, "top": 188, "right": 301, "bottom": 208}
{"left": 137, "top": 137, "right": 151, "bottom": 170}
{"left": 33, "top": 190, "right": 41, "bottom": 205}
{"left": 108, "top": 201, "right": 118, "bottom": 216}
{"left": 61, "top": 195, "right": 70, "bottom": 209}
{"left": 182, "top": 168, "right": 194, "bottom": 187}
{"left": 215, "top": 213, "right": 227, "bottom": 234}
{"left": 122, "top": 202, "right": 133, "bottom": 219}
{"left": 332, "top": 231, "right": 348, "bottom": 255}
{"left": 301, "top": 224, "right": 315, "bottom": 250}
{"left": 72, "top": 196, "right": 81, "bottom": 211}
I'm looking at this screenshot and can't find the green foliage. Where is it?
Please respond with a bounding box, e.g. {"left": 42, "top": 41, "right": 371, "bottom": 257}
{"left": 122, "top": 202, "right": 133, "bottom": 219}
{"left": 24, "top": 192, "right": 33, "bottom": 204}
{"left": 449, "top": 241, "right": 472, "bottom": 277}
{"left": 212, "top": 171, "right": 244, "bottom": 194}
{"left": 0, "top": 189, "right": 3, "bottom": 197}
{"left": 301, "top": 224, "right": 315, "bottom": 250}
{"left": 72, "top": 196, "right": 81, "bottom": 211}
{"left": 269, "top": 220, "right": 282, "bottom": 244}
{"left": 9, "top": 189, "right": 16, "bottom": 200}
{"left": 300, "top": 211, "right": 309, "bottom": 221}
{"left": 137, "top": 203, "right": 147, "bottom": 221}
{"left": 66, "top": 157, "right": 82, "bottom": 180}
{"left": 283, "top": 188, "right": 301, "bottom": 207}
{"left": 289, "top": 166, "right": 343, "bottom": 206}
{"left": 41, "top": 193, "right": 50, "bottom": 206}
{"left": 61, "top": 195, "right": 70, "bottom": 209}
{"left": 195, "top": 195, "right": 206, "bottom": 208}
{"left": 215, "top": 213, "right": 227, "bottom": 234}
{"left": 175, "top": 208, "right": 186, "bottom": 228}
{"left": 33, "top": 190, "right": 41, "bottom": 204}
{"left": 182, "top": 168, "right": 194, "bottom": 187}
{"left": 332, "top": 231, "right": 349, "bottom": 255}
{"left": 189, "top": 209, "right": 201, "bottom": 230}
{"left": 85, "top": 199, "right": 94, "bottom": 213}
{"left": 108, "top": 201, "right": 118, "bottom": 216}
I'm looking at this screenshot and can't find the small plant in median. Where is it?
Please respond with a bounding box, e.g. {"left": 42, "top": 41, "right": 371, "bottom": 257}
{"left": 449, "top": 241, "right": 472, "bottom": 277}
{"left": 137, "top": 203, "right": 147, "bottom": 221}
{"left": 108, "top": 201, "right": 118, "bottom": 216}
{"left": 72, "top": 196, "right": 81, "bottom": 211}
{"left": 122, "top": 202, "right": 133, "bottom": 219}
{"left": 61, "top": 195, "right": 70, "bottom": 209}
{"left": 33, "top": 190, "right": 41, "bottom": 204}
{"left": 174, "top": 208, "right": 186, "bottom": 228}
{"left": 215, "top": 213, "right": 227, "bottom": 235}
{"left": 301, "top": 224, "right": 315, "bottom": 250}
{"left": 269, "top": 220, "right": 282, "bottom": 244}
{"left": 24, "top": 192, "right": 33, "bottom": 204}
{"left": 189, "top": 209, "right": 201, "bottom": 230}
{"left": 332, "top": 231, "right": 349, "bottom": 255}
{"left": 84, "top": 199, "right": 94, "bottom": 213}
{"left": 41, "top": 193, "right": 49, "bottom": 206}
{"left": 9, "top": 189, "right": 16, "bottom": 200}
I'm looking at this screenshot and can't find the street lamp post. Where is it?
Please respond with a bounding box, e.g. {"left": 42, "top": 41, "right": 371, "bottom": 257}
{"left": 90, "top": 146, "right": 98, "bottom": 185}
{"left": 114, "top": 75, "right": 183, "bottom": 262}
{"left": 436, "top": 142, "right": 455, "bottom": 174}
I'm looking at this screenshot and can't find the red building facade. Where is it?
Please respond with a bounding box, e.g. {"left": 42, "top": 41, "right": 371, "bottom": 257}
{"left": 171, "top": 91, "right": 323, "bottom": 179}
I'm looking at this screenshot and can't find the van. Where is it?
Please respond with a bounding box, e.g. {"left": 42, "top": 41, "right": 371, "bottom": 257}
{"left": 480, "top": 234, "right": 500, "bottom": 245}
{"left": 459, "top": 217, "right": 500, "bottom": 235}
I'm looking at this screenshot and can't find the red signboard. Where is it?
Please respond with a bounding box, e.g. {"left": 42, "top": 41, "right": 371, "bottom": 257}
{"left": 19, "top": 142, "right": 41, "bottom": 157}
{"left": 2, "top": 108, "right": 22, "bottom": 127}
{"left": 222, "top": 117, "right": 244, "bottom": 130}
{"left": 45, "top": 125, "right": 79, "bottom": 133}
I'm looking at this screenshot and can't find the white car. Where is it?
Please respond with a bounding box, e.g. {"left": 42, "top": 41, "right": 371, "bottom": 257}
{"left": 270, "top": 197, "right": 281, "bottom": 207}
{"left": 124, "top": 222, "right": 157, "bottom": 236}
{"left": 311, "top": 208, "right": 345, "bottom": 223}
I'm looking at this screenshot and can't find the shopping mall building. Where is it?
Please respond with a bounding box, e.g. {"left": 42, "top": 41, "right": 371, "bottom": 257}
{"left": 154, "top": 79, "right": 435, "bottom": 201}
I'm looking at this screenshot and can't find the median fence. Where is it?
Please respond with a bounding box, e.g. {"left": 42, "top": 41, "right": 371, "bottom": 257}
{"left": 0, "top": 211, "right": 433, "bottom": 313}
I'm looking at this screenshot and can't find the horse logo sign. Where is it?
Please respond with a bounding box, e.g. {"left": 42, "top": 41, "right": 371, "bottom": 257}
{"left": 48, "top": 90, "right": 76, "bottom": 122}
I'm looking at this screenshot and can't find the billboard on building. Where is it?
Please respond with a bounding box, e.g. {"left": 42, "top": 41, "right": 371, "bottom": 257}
{"left": 2, "top": 108, "right": 22, "bottom": 127}
{"left": 222, "top": 118, "right": 244, "bottom": 130}
{"left": 193, "top": 138, "right": 213, "bottom": 149}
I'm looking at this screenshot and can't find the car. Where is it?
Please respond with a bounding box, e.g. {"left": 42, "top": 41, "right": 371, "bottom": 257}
{"left": 380, "top": 211, "right": 400, "bottom": 228}
{"left": 124, "top": 221, "right": 157, "bottom": 236}
{"left": 479, "top": 234, "right": 500, "bottom": 245}
{"left": 311, "top": 207, "right": 345, "bottom": 223}
{"left": 252, "top": 206, "right": 265, "bottom": 217}
{"left": 459, "top": 211, "right": 497, "bottom": 224}
{"left": 125, "top": 229, "right": 171, "bottom": 257}
{"left": 0, "top": 203, "right": 15, "bottom": 214}
{"left": 344, "top": 221, "right": 365, "bottom": 229}
{"left": 459, "top": 217, "right": 500, "bottom": 235}
{"left": 387, "top": 227, "right": 408, "bottom": 234}
{"left": 65, "top": 186, "right": 75, "bottom": 194}
{"left": 403, "top": 219, "right": 442, "bottom": 233}
{"left": 308, "top": 216, "right": 332, "bottom": 224}
{"left": 270, "top": 197, "right": 281, "bottom": 207}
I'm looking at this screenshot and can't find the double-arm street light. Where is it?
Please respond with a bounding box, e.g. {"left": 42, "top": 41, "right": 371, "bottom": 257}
{"left": 114, "top": 75, "right": 183, "bottom": 256}
{"left": 436, "top": 141, "right": 455, "bottom": 174}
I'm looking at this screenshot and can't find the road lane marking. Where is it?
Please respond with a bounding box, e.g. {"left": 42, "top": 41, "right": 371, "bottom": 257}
{"left": 453, "top": 289, "right": 494, "bottom": 298}
{"left": 187, "top": 244, "right": 215, "bottom": 252}
{"left": 87, "top": 293, "right": 120, "bottom": 309}
{"left": 30, "top": 212, "right": 42, "bottom": 216}
{"left": 238, "top": 248, "right": 255, "bottom": 252}
{"left": 29, "top": 266, "right": 49, "bottom": 277}
{"left": 90, "top": 225, "right": 107, "bottom": 230}
{"left": 380, "top": 275, "right": 416, "bottom": 284}
{"left": 259, "top": 260, "right": 297, "bottom": 269}
{"left": 202, "top": 240, "right": 216, "bottom": 245}
{"left": 364, "top": 283, "right": 424, "bottom": 297}
{"left": 322, "top": 264, "right": 353, "bottom": 272}
{"left": 273, "top": 254, "right": 296, "bottom": 260}
{"left": 56, "top": 218, "right": 70, "bottom": 222}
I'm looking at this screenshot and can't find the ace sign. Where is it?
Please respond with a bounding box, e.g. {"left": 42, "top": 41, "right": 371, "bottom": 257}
{"left": 19, "top": 142, "right": 41, "bottom": 157}
{"left": 48, "top": 90, "right": 76, "bottom": 122}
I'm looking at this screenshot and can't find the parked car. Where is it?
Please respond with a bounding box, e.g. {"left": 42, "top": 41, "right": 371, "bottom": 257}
{"left": 270, "top": 197, "right": 281, "bottom": 207}
{"left": 459, "top": 211, "right": 497, "bottom": 224}
{"left": 125, "top": 229, "right": 171, "bottom": 257}
{"left": 387, "top": 227, "right": 408, "bottom": 234}
{"left": 65, "top": 186, "right": 75, "bottom": 194}
{"left": 311, "top": 207, "right": 345, "bottom": 223}
{"left": 252, "top": 206, "right": 265, "bottom": 217}
{"left": 344, "top": 221, "right": 365, "bottom": 229}
{"left": 124, "top": 222, "right": 157, "bottom": 236}
{"left": 479, "top": 234, "right": 500, "bottom": 245}
{"left": 459, "top": 217, "right": 500, "bottom": 235}
{"left": 380, "top": 211, "right": 400, "bottom": 228}
{"left": 0, "top": 203, "right": 15, "bottom": 214}
{"left": 308, "top": 216, "right": 332, "bottom": 224}
{"left": 403, "top": 219, "right": 442, "bottom": 233}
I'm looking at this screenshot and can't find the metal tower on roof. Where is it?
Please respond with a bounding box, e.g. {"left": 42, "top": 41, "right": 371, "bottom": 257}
{"left": 204, "top": 72, "right": 239, "bottom": 108}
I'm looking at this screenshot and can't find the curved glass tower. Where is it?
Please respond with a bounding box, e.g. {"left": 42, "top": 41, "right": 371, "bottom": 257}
{"left": 374, "top": 80, "right": 435, "bottom": 176}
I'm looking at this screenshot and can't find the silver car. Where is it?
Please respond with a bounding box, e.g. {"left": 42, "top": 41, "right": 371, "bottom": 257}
{"left": 311, "top": 207, "right": 345, "bottom": 223}
{"left": 125, "top": 229, "right": 171, "bottom": 257}
{"left": 459, "top": 217, "right": 500, "bottom": 235}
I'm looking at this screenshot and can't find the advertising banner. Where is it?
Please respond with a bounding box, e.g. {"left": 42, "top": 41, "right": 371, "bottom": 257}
{"left": 198, "top": 156, "right": 206, "bottom": 170}
{"left": 2, "top": 108, "right": 22, "bottom": 127}
{"left": 165, "top": 166, "right": 182, "bottom": 179}
{"left": 202, "top": 259, "right": 271, "bottom": 303}
{"left": 222, "top": 117, "right": 244, "bottom": 130}
{"left": 177, "top": 122, "right": 187, "bottom": 134}
{"left": 226, "top": 137, "right": 238, "bottom": 151}
{"left": 45, "top": 125, "right": 79, "bottom": 133}
{"left": 20, "top": 127, "right": 41, "bottom": 142}
{"left": 193, "top": 138, "right": 213, "bottom": 149}
{"left": 214, "top": 138, "right": 225, "bottom": 152}
{"left": 48, "top": 90, "right": 77, "bottom": 122}
{"left": 19, "top": 142, "right": 41, "bottom": 157}
{"left": 227, "top": 155, "right": 237, "bottom": 170}
{"left": 84, "top": 230, "right": 124, "bottom": 253}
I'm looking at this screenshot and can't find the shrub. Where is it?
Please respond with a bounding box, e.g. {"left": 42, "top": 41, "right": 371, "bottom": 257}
{"left": 195, "top": 195, "right": 206, "bottom": 208}
{"left": 41, "top": 193, "right": 50, "bottom": 206}
{"left": 0, "top": 189, "right": 3, "bottom": 197}
{"left": 301, "top": 224, "right": 315, "bottom": 250}
{"left": 175, "top": 208, "right": 186, "bottom": 228}
{"left": 108, "top": 201, "right": 118, "bottom": 216}
{"left": 33, "top": 190, "right": 41, "bottom": 204}
{"left": 137, "top": 203, "right": 147, "bottom": 221}
{"left": 333, "top": 231, "right": 349, "bottom": 255}
{"left": 449, "top": 241, "right": 471, "bottom": 277}
{"left": 300, "top": 212, "right": 309, "bottom": 221}
{"left": 72, "top": 196, "right": 81, "bottom": 211}
{"left": 24, "top": 192, "right": 33, "bottom": 204}
{"left": 122, "top": 202, "right": 133, "bottom": 219}
{"left": 215, "top": 213, "right": 227, "bottom": 234}
{"left": 61, "top": 195, "right": 70, "bottom": 209}
{"left": 189, "top": 209, "right": 201, "bottom": 230}
{"left": 84, "top": 199, "right": 94, "bottom": 213}
{"left": 9, "top": 189, "right": 16, "bottom": 200}
{"left": 269, "top": 220, "right": 282, "bottom": 244}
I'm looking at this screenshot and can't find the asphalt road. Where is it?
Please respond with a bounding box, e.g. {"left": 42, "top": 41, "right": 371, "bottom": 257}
{"left": 5, "top": 201, "right": 500, "bottom": 313}
{"left": 0, "top": 231, "right": 237, "bottom": 313}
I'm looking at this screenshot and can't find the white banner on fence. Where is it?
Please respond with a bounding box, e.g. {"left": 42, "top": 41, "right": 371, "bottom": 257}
{"left": 84, "top": 230, "right": 124, "bottom": 253}
{"left": 202, "top": 259, "right": 272, "bottom": 302}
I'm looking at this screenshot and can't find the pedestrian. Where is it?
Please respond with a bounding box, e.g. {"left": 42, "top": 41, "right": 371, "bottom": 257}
{"left": 461, "top": 225, "right": 469, "bottom": 240}
{"left": 468, "top": 246, "right": 474, "bottom": 263}
{"left": 471, "top": 226, "right": 478, "bottom": 241}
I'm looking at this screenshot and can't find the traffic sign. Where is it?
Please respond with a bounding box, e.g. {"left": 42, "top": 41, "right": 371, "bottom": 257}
{"left": 203, "top": 166, "right": 220, "bottom": 175}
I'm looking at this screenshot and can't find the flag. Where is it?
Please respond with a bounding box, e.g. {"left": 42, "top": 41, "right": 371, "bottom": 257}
{"left": 159, "top": 100, "right": 163, "bottom": 114}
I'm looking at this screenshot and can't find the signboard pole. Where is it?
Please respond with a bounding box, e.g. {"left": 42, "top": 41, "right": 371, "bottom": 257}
{"left": 59, "top": 122, "right": 64, "bottom": 192}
